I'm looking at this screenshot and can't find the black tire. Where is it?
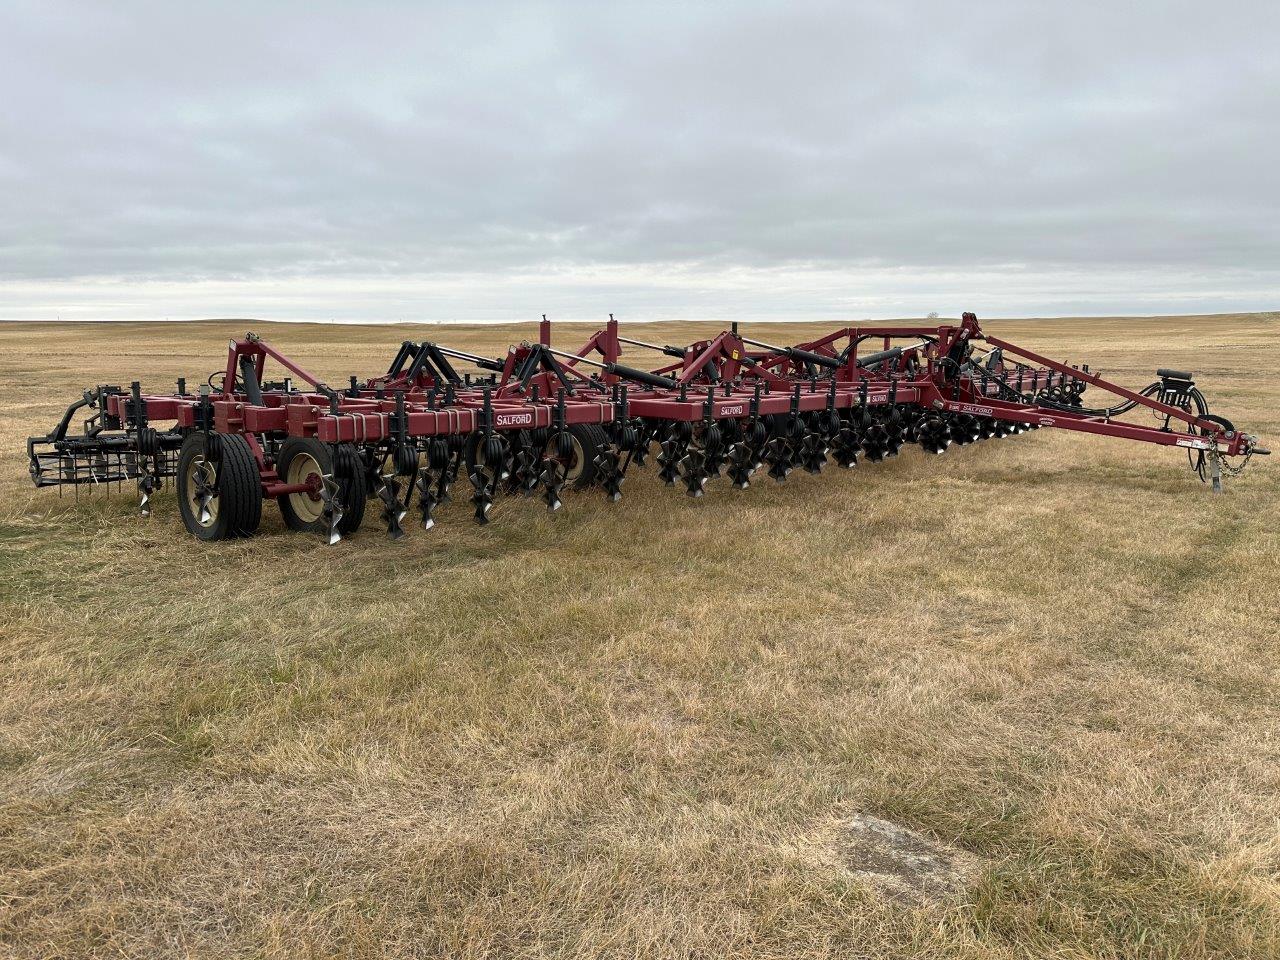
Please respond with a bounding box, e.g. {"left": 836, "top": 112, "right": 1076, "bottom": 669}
{"left": 552, "top": 423, "right": 609, "bottom": 489}
{"left": 277, "top": 438, "right": 367, "bottom": 535}
{"left": 232, "top": 436, "right": 264, "bottom": 537}
{"left": 466, "top": 423, "right": 608, "bottom": 490}
{"left": 333, "top": 444, "right": 367, "bottom": 534}
{"left": 177, "top": 433, "right": 262, "bottom": 541}
{"left": 463, "top": 431, "right": 508, "bottom": 481}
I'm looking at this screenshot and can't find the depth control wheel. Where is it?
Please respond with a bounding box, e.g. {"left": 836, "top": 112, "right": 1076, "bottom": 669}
{"left": 176, "top": 433, "right": 262, "bottom": 541}
{"left": 277, "top": 438, "right": 367, "bottom": 535}
{"left": 542, "top": 423, "right": 608, "bottom": 489}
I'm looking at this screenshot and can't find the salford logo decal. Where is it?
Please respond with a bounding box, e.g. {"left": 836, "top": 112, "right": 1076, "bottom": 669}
{"left": 496, "top": 412, "right": 534, "bottom": 427}
{"left": 1176, "top": 437, "right": 1208, "bottom": 450}
{"left": 1039, "top": 417, "right": 1056, "bottom": 426}
{"left": 957, "top": 403, "right": 994, "bottom": 417}
{"left": 720, "top": 404, "right": 744, "bottom": 416}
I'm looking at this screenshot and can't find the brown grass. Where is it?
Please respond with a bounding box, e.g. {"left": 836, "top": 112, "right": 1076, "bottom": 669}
{"left": 0, "top": 313, "right": 1277, "bottom": 959}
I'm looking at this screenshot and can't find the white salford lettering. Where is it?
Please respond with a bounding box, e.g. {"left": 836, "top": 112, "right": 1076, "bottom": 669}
{"left": 496, "top": 412, "right": 534, "bottom": 427}
{"left": 719, "top": 405, "right": 744, "bottom": 416}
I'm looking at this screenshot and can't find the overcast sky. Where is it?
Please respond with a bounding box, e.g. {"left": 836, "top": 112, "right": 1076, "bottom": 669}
{"left": 1, "top": 1, "right": 1276, "bottom": 322}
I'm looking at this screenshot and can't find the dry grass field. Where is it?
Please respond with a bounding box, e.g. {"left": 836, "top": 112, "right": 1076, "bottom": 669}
{"left": 1, "top": 313, "right": 1278, "bottom": 959}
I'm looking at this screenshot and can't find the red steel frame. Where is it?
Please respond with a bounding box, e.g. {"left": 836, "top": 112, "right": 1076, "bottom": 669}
{"left": 89, "top": 315, "right": 1258, "bottom": 456}
{"left": 28, "top": 311, "right": 1265, "bottom": 542}
{"left": 543, "top": 313, "right": 1253, "bottom": 455}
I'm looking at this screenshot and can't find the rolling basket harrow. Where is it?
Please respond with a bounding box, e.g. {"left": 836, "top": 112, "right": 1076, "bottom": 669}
{"left": 27, "top": 313, "right": 1267, "bottom": 543}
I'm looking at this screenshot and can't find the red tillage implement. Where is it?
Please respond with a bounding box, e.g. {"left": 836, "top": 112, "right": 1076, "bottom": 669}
{"left": 27, "top": 313, "right": 1267, "bottom": 543}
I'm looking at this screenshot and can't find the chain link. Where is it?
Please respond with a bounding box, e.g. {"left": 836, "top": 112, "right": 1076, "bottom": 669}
{"left": 1208, "top": 433, "right": 1256, "bottom": 478}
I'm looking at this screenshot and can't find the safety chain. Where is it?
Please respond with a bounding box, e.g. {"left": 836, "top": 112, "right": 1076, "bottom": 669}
{"left": 1208, "top": 434, "right": 1257, "bottom": 477}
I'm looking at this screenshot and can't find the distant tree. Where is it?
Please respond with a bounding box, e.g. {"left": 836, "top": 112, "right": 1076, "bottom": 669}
{"left": 926, "top": 311, "right": 939, "bottom": 320}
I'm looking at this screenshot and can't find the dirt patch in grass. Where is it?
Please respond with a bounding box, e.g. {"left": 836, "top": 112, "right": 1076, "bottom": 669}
{"left": 835, "top": 813, "right": 981, "bottom": 906}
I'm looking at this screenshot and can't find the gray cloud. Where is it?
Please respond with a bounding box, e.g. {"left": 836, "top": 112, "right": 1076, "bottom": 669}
{"left": 0, "top": 1, "right": 1277, "bottom": 319}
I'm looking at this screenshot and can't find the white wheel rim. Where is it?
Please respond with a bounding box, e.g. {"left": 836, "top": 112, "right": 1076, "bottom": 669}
{"left": 544, "top": 434, "right": 586, "bottom": 481}
{"left": 286, "top": 452, "right": 325, "bottom": 523}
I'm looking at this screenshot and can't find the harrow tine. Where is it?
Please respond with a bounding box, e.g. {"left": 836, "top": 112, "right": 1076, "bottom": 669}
{"left": 468, "top": 468, "right": 495, "bottom": 524}
{"left": 704, "top": 446, "right": 726, "bottom": 479}
{"left": 631, "top": 433, "right": 650, "bottom": 467}
{"left": 726, "top": 441, "right": 756, "bottom": 488}
{"left": 594, "top": 447, "right": 624, "bottom": 502}
{"left": 915, "top": 415, "right": 951, "bottom": 454}
{"left": 512, "top": 445, "right": 540, "bottom": 496}
{"left": 831, "top": 413, "right": 860, "bottom": 468}
{"left": 137, "top": 475, "right": 155, "bottom": 517}
{"left": 415, "top": 471, "right": 438, "bottom": 530}
{"left": 677, "top": 446, "right": 708, "bottom": 497}
{"left": 377, "top": 475, "right": 407, "bottom": 540}
{"left": 799, "top": 426, "right": 828, "bottom": 474}
{"left": 538, "top": 459, "right": 565, "bottom": 511}
{"left": 861, "top": 421, "right": 890, "bottom": 462}
{"left": 884, "top": 422, "right": 905, "bottom": 456}
{"left": 437, "top": 456, "right": 455, "bottom": 502}
{"left": 882, "top": 380, "right": 905, "bottom": 457}
{"left": 439, "top": 442, "right": 463, "bottom": 500}
{"left": 951, "top": 413, "right": 981, "bottom": 445}
{"left": 657, "top": 435, "right": 683, "bottom": 485}
{"left": 319, "top": 474, "right": 345, "bottom": 545}
{"left": 763, "top": 436, "right": 792, "bottom": 482}
{"left": 748, "top": 419, "right": 767, "bottom": 469}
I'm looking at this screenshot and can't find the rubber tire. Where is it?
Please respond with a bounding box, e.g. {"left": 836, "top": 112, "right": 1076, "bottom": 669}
{"left": 561, "top": 423, "right": 609, "bottom": 489}
{"left": 232, "top": 436, "right": 264, "bottom": 537}
{"left": 463, "top": 431, "right": 507, "bottom": 482}
{"left": 468, "top": 423, "right": 608, "bottom": 490}
{"left": 277, "top": 438, "right": 367, "bottom": 535}
{"left": 332, "top": 444, "right": 367, "bottom": 534}
{"left": 177, "top": 433, "right": 263, "bottom": 541}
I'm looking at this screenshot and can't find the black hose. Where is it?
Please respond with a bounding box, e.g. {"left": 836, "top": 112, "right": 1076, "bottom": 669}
{"left": 606, "top": 363, "right": 679, "bottom": 390}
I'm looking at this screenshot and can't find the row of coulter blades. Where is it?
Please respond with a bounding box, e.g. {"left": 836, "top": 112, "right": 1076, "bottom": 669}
{"left": 27, "top": 312, "right": 1266, "bottom": 543}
